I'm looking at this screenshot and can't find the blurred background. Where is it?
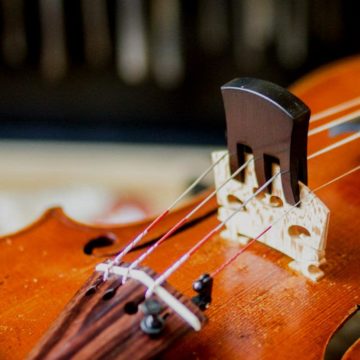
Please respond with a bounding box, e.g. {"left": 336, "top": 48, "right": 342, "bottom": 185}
{"left": 0, "top": 0, "right": 359, "bottom": 234}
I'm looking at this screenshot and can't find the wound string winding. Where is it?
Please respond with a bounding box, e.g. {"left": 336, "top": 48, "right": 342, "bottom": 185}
{"left": 210, "top": 164, "right": 360, "bottom": 277}
{"left": 122, "top": 156, "right": 256, "bottom": 283}
{"left": 102, "top": 100, "right": 360, "bottom": 280}
{"left": 145, "top": 171, "right": 283, "bottom": 298}
{"left": 102, "top": 150, "right": 230, "bottom": 280}
{"left": 144, "top": 132, "right": 359, "bottom": 297}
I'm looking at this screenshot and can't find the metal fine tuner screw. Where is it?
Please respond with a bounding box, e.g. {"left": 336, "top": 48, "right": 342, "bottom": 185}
{"left": 140, "top": 299, "right": 165, "bottom": 335}
{"left": 192, "top": 273, "right": 213, "bottom": 311}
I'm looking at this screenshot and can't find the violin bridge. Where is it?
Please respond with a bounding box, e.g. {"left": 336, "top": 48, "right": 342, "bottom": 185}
{"left": 214, "top": 77, "right": 330, "bottom": 281}
{"left": 212, "top": 150, "right": 330, "bottom": 281}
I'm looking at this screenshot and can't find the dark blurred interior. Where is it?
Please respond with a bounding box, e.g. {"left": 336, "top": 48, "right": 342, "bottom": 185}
{"left": 0, "top": 0, "right": 359, "bottom": 145}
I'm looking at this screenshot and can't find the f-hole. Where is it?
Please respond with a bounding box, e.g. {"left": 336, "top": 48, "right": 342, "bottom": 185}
{"left": 264, "top": 154, "right": 280, "bottom": 194}
{"left": 83, "top": 234, "right": 117, "bottom": 256}
{"left": 324, "top": 305, "right": 360, "bottom": 360}
{"left": 236, "top": 144, "right": 253, "bottom": 182}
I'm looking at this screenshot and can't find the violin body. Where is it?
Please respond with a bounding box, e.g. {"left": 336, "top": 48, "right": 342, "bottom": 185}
{"left": 0, "top": 56, "right": 359, "bottom": 359}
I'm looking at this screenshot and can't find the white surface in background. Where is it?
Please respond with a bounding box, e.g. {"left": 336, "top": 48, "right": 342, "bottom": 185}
{"left": 0, "top": 141, "right": 217, "bottom": 235}
{"left": 0, "top": 186, "right": 114, "bottom": 234}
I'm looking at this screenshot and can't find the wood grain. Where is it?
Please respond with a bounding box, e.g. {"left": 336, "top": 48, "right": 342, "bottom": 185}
{"left": 0, "top": 56, "right": 359, "bottom": 359}
{"left": 27, "top": 268, "right": 206, "bottom": 360}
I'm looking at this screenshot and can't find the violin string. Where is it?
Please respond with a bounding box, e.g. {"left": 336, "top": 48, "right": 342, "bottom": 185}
{"left": 99, "top": 130, "right": 358, "bottom": 284}
{"left": 101, "top": 151, "right": 230, "bottom": 280}
{"left": 144, "top": 171, "right": 283, "bottom": 298}
{"left": 142, "top": 131, "right": 360, "bottom": 296}
{"left": 210, "top": 164, "right": 360, "bottom": 277}
{"left": 120, "top": 122, "right": 358, "bottom": 277}
{"left": 122, "top": 156, "right": 256, "bottom": 282}
{"left": 308, "top": 109, "right": 360, "bottom": 136}
{"left": 100, "top": 96, "right": 360, "bottom": 281}
{"left": 192, "top": 134, "right": 360, "bottom": 284}
{"left": 310, "top": 95, "right": 360, "bottom": 123}
{"left": 110, "top": 132, "right": 357, "bottom": 284}
{"left": 308, "top": 131, "right": 360, "bottom": 160}
{"left": 101, "top": 99, "right": 359, "bottom": 276}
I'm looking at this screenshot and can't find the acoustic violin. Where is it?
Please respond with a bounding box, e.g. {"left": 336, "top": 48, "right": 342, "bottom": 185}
{"left": 0, "top": 56, "right": 359, "bottom": 360}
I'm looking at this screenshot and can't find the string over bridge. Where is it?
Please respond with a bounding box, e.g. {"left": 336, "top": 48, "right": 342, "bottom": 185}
{"left": 214, "top": 78, "right": 330, "bottom": 281}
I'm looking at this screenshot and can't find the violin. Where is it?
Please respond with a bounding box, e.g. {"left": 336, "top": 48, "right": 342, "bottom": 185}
{"left": 0, "top": 56, "right": 359, "bottom": 360}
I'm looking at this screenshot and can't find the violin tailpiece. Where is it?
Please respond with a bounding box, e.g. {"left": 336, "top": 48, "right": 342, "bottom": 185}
{"left": 27, "top": 266, "right": 206, "bottom": 360}
{"left": 214, "top": 78, "right": 330, "bottom": 281}
{"left": 95, "top": 262, "right": 205, "bottom": 331}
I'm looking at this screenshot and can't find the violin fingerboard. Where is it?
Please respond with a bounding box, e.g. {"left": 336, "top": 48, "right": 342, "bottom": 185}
{"left": 27, "top": 270, "right": 206, "bottom": 360}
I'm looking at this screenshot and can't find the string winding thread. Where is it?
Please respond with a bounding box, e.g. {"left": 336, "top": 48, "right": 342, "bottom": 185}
{"left": 102, "top": 100, "right": 360, "bottom": 281}
{"left": 121, "top": 156, "right": 255, "bottom": 283}
{"left": 144, "top": 136, "right": 359, "bottom": 295}
{"left": 100, "top": 99, "right": 360, "bottom": 296}
{"left": 210, "top": 164, "right": 360, "bottom": 277}
{"left": 145, "top": 171, "right": 283, "bottom": 298}
{"left": 101, "top": 151, "right": 230, "bottom": 280}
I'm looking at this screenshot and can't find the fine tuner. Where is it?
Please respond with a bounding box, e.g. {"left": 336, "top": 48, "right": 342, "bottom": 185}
{"left": 1, "top": 57, "right": 359, "bottom": 360}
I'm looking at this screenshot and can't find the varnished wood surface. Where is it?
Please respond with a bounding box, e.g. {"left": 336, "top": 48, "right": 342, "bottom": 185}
{"left": 0, "top": 56, "right": 359, "bottom": 359}
{"left": 0, "top": 194, "right": 216, "bottom": 359}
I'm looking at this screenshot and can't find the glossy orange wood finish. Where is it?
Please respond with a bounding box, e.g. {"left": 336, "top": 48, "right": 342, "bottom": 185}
{"left": 0, "top": 57, "right": 359, "bottom": 359}
{"left": 0, "top": 195, "right": 216, "bottom": 359}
